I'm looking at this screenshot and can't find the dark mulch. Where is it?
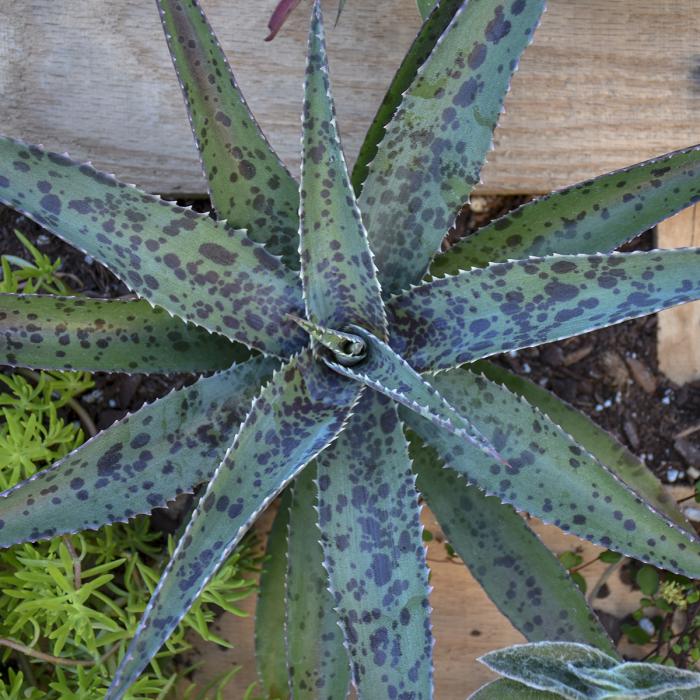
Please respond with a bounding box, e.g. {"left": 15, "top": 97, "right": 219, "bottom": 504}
{"left": 2, "top": 198, "right": 700, "bottom": 485}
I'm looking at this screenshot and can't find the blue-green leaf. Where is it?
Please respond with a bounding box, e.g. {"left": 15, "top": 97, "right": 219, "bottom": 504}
{"left": 157, "top": 0, "right": 300, "bottom": 268}
{"left": 106, "top": 349, "right": 359, "bottom": 699}
{"left": 404, "top": 367, "right": 700, "bottom": 578}
{"left": 255, "top": 490, "right": 292, "bottom": 700}
{"left": 316, "top": 392, "right": 432, "bottom": 699}
{"left": 430, "top": 144, "right": 700, "bottom": 275}
{"left": 0, "top": 293, "right": 244, "bottom": 373}
{"left": 300, "top": 2, "right": 386, "bottom": 338}
{"left": 0, "top": 136, "right": 306, "bottom": 356}
{"left": 472, "top": 360, "right": 693, "bottom": 533}
{"left": 359, "top": 0, "right": 545, "bottom": 295}
{"left": 352, "top": 0, "right": 463, "bottom": 194}
{"left": 286, "top": 463, "right": 350, "bottom": 699}
{"left": 410, "top": 437, "right": 617, "bottom": 655}
{"left": 470, "top": 679, "right": 561, "bottom": 700}
{"left": 0, "top": 356, "right": 278, "bottom": 547}
{"left": 389, "top": 248, "right": 700, "bottom": 371}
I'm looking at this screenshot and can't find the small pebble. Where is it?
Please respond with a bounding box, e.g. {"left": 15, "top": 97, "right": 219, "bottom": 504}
{"left": 108, "top": 398, "right": 117, "bottom": 408}
{"left": 84, "top": 255, "right": 94, "bottom": 265}
{"left": 603, "top": 398, "right": 612, "bottom": 408}
{"left": 687, "top": 466, "right": 700, "bottom": 480}
{"left": 639, "top": 618, "right": 655, "bottom": 635}
{"left": 661, "top": 395, "right": 671, "bottom": 405}
{"left": 684, "top": 507, "right": 700, "bottom": 522}
{"left": 666, "top": 468, "right": 680, "bottom": 483}
{"left": 522, "top": 362, "right": 531, "bottom": 374}
{"left": 595, "top": 404, "right": 604, "bottom": 412}
{"left": 36, "top": 234, "right": 50, "bottom": 246}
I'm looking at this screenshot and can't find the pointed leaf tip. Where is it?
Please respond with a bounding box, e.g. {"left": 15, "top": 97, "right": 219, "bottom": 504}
{"left": 266, "top": 0, "right": 303, "bottom": 40}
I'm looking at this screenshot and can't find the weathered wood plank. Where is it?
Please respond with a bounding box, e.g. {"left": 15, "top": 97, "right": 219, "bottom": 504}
{"left": 0, "top": 1, "right": 698, "bottom": 196}
{"left": 658, "top": 205, "right": 700, "bottom": 385}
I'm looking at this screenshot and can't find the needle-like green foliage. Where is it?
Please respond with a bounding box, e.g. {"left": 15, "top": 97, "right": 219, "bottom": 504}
{"left": 1, "top": 1, "right": 700, "bottom": 697}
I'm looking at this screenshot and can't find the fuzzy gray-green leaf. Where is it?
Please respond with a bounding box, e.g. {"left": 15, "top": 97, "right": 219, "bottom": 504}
{"left": 316, "top": 392, "right": 432, "bottom": 699}
{"left": 157, "top": 0, "right": 300, "bottom": 269}
{"left": 404, "top": 367, "right": 700, "bottom": 578}
{"left": 410, "top": 438, "right": 617, "bottom": 655}
{"left": 470, "top": 679, "right": 561, "bottom": 700}
{"left": 107, "top": 349, "right": 359, "bottom": 699}
{"left": 286, "top": 464, "right": 350, "bottom": 699}
{"left": 431, "top": 144, "right": 700, "bottom": 275}
{"left": 0, "top": 356, "right": 278, "bottom": 547}
{"left": 359, "top": 0, "right": 545, "bottom": 294}
{"left": 0, "top": 293, "right": 244, "bottom": 373}
{"left": 300, "top": 2, "right": 386, "bottom": 339}
{"left": 255, "top": 490, "right": 292, "bottom": 700}
{"left": 0, "top": 136, "right": 306, "bottom": 356}
{"left": 352, "top": 0, "right": 462, "bottom": 194}
{"left": 472, "top": 360, "right": 693, "bottom": 533}
{"left": 390, "top": 248, "right": 700, "bottom": 371}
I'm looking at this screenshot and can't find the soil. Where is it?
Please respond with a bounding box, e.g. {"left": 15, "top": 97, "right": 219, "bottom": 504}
{"left": 2, "top": 198, "right": 700, "bottom": 488}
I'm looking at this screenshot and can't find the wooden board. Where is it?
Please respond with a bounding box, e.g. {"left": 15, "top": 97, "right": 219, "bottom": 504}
{"left": 657, "top": 205, "right": 700, "bottom": 384}
{"left": 1, "top": 1, "right": 698, "bottom": 196}
{"left": 185, "top": 495, "right": 695, "bottom": 699}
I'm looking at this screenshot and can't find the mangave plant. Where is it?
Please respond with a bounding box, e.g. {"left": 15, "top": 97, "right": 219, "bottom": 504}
{"left": 471, "top": 642, "right": 700, "bottom": 699}
{"left": 1, "top": 0, "right": 700, "bottom": 697}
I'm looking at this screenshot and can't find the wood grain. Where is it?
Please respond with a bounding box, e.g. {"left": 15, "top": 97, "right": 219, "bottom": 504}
{"left": 657, "top": 205, "right": 700, "bottom": 384}
{"left": 186, "top": 495, "right": 696, "bottom": 699}
{"left": 0, "top": 1, "right": 698, "bottom": 196}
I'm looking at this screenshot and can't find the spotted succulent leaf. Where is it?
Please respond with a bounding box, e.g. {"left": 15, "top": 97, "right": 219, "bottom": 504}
{"left": 431, "top": 144, "right": 700, "bottom": 275}
{"left": 409, "top": 437, "right": 617, "bottom": 655}
{"left": 300, "top": 2, "right": 386, "bottom": 339}
{"left": 324, "top": 324, "right": 501, "bottom": 462}
{"left": 472, "top": 360, "right": 693, "bottom": 532}
{"left": 390, "top": 248, "right": 700, "bottom": 372}
{"left": 359, "top": 0, "right": 546, "bottom": 295}
{"left": 255, "top": 489, "right": 292, "bottom": 700}
{"left": 404, "top": 367, "right": 700, "bottom": 577}
{"left": 0, "top": 293, "right": 244, "bottom": 373}
{"left": 316, "top": 392, "right": 432, "bottom": 700}
{"left": 0, "top": 356, "right": 278, "bottom": 547}
{"left": 107, "top": 349, "right": 360, "bottom": 699}
{"left": 351, "top": 0, "right": 462, "bottom": 194}
{"left": 286, "top": 463, "right": 350, "bottom": 699}
{"left": 0, "top": 135, "right": 306, "bottom": 356}
{"left": 158, "top": 0, "right": 300, "bottom": 268}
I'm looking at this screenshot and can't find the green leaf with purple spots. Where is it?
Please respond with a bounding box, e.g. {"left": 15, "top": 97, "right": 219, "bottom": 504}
{"left": 409, "top": 437, "right": 617, "bottom": 655}
{"left": 316, "top": 392, "right": 432, "bottom": 700}
{"left": 430, "top": 144, "right": 700, "bottom": 275}
{"left": 403, "top": 367, "right": 700, "bottom": 578}
{"left": 389, "top": 248, "right": 700, "bottom": 372}
{"left": 286, "top": 463, "right": 350, "bottom": 699}
{"left": 351, "top": 0, "right": 462, "bottom": 194}
{"left": 0, "top": 356, "right": 277, "bottom": 547}
{"left": 106, "top": 349, "right": 359, "bottom": 699}
{"left": 472, "top": 360, "right": 693, "bottom": 533}
{"left": 0, "top": 293, "right": 244, "bottom": 373}
{"left": 0, "top": 136, "right": 306, "bottom": 357}
{"left": 470, "top": 679, "right": 562, "bottom": 699}
{"left": 359, "top": 0, "right": 545, "bottom": 295}
{"left": 255, "top": 490, "right": 292, "bottom": 700}
{"left": 324, "top": 324, "right": 501, "bottom": 462}
{"left": 157, "top": 0, "right": 300, "bottom": 269}
{"left": 300, "top": 2, "right": 386, "bottom": 339}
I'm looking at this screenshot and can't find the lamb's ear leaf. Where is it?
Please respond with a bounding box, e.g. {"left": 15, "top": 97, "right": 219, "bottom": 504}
{"left": 0, "top": 136, "right": 306, "bottom": 357}
{"left": 286, "top": 463, "right": 350, "bottom": 699}
{"left": 351, "top": 0, "right": 462, "bottom": 194}
{"left": 0, "top": 356, "right": 278, "bottom": 547}
{"left": 255, "top": 489, "right": 292, "bottom": 700}
{"left": 358, "top": 0, "right": 546, "bottom": 295}
{"left": 479, "top": 642, "right": 617, "bottom": 699}
{"left": 106, "top": 348, "right": 359, "bottom": 700}
{"left": 0, "top": 293, "right": 246, "bottom": 373}
{"left": 300, "top": 2, "right": 386, "bottom": 338}
{"left": 403, "top": 367, "right": 700, "bottom": 578}
{"left": 157, "top": 0, "right": 300, "bottom": 268}
{"left": 469, "top": 679, "right": 563, "bottom": 700}
{"left": 409, "top": 436, "right": 617, "bottom": 656}
{"left": 316, "top": 392, "right": 433, "bottom": 699}
{"left": 323, "top": 324, "right": 501, "bottom": 462}
{"left": 472, "top": 360, "right": 693, "bottom": 534}
{"left": 431, "top": 144, "right": 700, "bottom": 275}
{"left": 389, "top": 248, "right": 700, "bottom": 371}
